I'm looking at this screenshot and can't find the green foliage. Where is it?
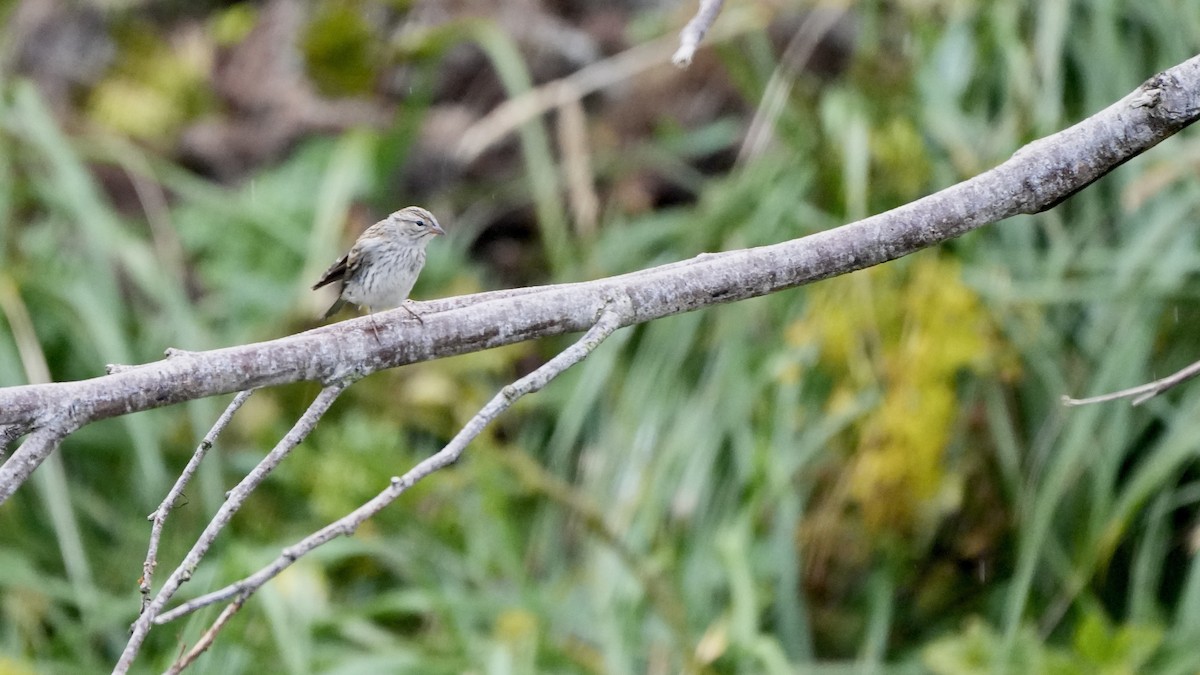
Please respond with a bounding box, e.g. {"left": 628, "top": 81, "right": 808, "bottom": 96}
{"left": 2, "top": 0, "right": 1200, "bottom": 672}
{"left": 302, "top": 2, "right": 380, "bottom": 97}
{"left": 88, "top": 21, "right": 212, "bottom": 146}
{"left": 924, "top": 612, "right": 1165, "bottom": 675}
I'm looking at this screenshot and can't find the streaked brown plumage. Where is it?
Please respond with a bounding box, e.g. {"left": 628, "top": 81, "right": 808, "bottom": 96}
{"left": 313, "top": 206, "right": 445, "bottom": 319}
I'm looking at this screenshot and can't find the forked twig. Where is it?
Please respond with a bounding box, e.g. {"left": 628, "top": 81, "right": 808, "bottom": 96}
{"left": 151, "top": 297, "right": 631, "bottom": 630}
{"left": 140, "top": 390, "right": 255, "bottom": 612}
{"left": 0, "top": 424, "right": 77, "bottom": 499}
{"left": 0, "top": 423, "right": 30, "bottom": 457}
{"left": 116, "top": 382, "right": 353, "bottom": 674}
{"left": 1062, "top": 357, "right": 1200, "bottom": 407}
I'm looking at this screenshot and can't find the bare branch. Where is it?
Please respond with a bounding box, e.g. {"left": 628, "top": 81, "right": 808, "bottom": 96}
{"left": 1062, "top": 358, "right": 1200, "bottom": 407}
{"left": 152, "top": 297, "right": 631, "bottom": 627}
{"left": 140, "top": 390, "right": 255, "bottom": 612}
{"left": 164, "top": 597, "right": 245, "bottom": 675}
{"left": 2, "top": 55, "right": 1200, "bottom": 505}
{"left": 672, "top": 0, "right": 725, "bottom": 67}
{"left": 115, "top": 383, "right": 351, "bottom": 674}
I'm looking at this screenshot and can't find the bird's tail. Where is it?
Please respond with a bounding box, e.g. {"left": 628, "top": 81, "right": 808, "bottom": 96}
{"left": 322, "top": 298, "right": 346, "bottom": 319}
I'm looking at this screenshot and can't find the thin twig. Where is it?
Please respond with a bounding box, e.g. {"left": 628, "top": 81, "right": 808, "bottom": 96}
{"left": 140, "top": 390, "right": 255, "bottom": 612}
{"left": 152, "top": 297, "right": 631, "bottom": 627}
{"left": 672, "top": 0, "right": 726, "bottom": 67}
{"left": 115, "top": 382, "right": 351, "bottom": 674}
{"left": 1062, "top": 357, "right": 1200, "bottom": 407}
{"left": 164, "top": 596, "right": 245, "bottom": 675}
{"left": 456, "top": 37, "right": 677, "bottom": 164}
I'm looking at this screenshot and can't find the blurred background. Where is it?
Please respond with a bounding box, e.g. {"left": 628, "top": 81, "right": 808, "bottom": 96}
{"left": 2, "top": 0, "right": 1200, "bottom": 672}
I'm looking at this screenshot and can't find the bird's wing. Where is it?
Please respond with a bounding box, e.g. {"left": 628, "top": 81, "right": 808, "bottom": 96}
{"left": 313, "top": 220, "right": 385, "bottom": 291}
{"left": 311, "top": 252, "right": 350, "bottom": 291}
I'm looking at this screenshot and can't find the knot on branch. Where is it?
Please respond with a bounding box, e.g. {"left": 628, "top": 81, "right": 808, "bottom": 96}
{"left": 1132, "top": 68, "right": 1200, "bottom": 122}
{"left": 324, "top": 363, "right": 369, "bottom": 388}
{"left": 598, "top": 290, "right": 635, "bottom": 326}
{"left": 0, "top": 423, "right": 32, "bottom": 452}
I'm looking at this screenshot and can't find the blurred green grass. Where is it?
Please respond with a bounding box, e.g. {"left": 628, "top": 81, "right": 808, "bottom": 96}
{"left": 1, "top": 0, "right": 1200, "bottom": 673}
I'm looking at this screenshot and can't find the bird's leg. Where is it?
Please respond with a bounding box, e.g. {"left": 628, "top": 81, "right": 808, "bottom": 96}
{"left": 366, "top": 306, "right": 382, "bottom": 345}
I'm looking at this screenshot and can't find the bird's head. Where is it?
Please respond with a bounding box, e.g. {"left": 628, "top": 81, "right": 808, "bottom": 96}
{"left": 391, "top": 206, "right": 446, "bottom": 244}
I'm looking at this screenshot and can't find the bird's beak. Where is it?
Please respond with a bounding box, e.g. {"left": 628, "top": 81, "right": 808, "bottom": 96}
{"left": 431, "top": 222, "right": 447, "bottom": 236}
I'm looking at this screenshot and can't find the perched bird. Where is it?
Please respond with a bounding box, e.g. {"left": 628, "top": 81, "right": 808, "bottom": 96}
{"left": 312, "top": 206, "right": 445, "bottom": 320}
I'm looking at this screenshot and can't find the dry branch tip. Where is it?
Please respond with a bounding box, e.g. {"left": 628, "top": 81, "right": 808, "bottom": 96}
{"left": 672, "top": 0, "right": 725, "bottom": 68}
{"left": 1061, "top": 357, "right": 1200, "bottom": 407}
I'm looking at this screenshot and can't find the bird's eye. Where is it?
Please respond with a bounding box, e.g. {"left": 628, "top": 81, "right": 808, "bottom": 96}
{"left": 415, "top": 219, "right": 426, "bottom": 228}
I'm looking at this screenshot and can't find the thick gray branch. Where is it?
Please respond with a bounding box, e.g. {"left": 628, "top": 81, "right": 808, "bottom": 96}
{"left": 0, "top": 423, "right": 32, "bottom": 456}
{"left": 2, "top": 54, "right": 1199, "bottom": 503}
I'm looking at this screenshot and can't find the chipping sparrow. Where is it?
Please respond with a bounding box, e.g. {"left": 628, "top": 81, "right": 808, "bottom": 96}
{"left": 312, "top": 206, "right": 445, "bottom": 319}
